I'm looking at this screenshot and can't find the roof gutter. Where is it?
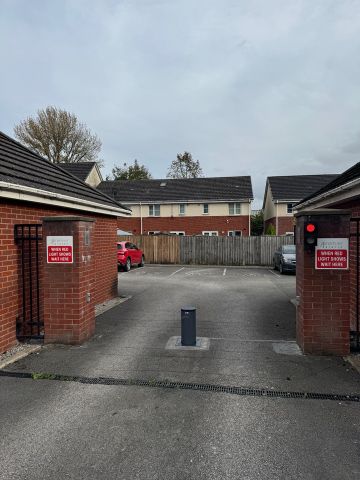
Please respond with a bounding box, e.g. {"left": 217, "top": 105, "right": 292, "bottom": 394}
{"left": 0, "top": 181, "right": 131, "bottom": 217}
{"left": 295, "top": 177, "right": 360, "bottom": 211}
{"left": 124, "top": 198, "right": 253, "bottom": 206}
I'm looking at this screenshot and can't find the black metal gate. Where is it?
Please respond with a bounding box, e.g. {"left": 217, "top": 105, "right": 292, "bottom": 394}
{"left": 350, "top": 218, "right": 360, "bottom": 352}
{"left": 14, "top": 224, "right": 44, "bottom": 340}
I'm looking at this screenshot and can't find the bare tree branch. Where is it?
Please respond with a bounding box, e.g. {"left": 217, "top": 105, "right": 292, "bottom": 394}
{"left": 14, "top": 106, "right": 102, "bottom": 165}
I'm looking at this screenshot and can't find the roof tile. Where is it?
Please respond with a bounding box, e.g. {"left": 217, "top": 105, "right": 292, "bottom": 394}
{"left": 268, "top": 175, "right": 339, "bottom": 201}
{"left": 98, "top": 177, "right": 253, "bottom": 203}
{"left": 297, "top": 162, "right": 360, "bottom": 205}
{"left": 0, "top": 131, "right": 129, "bottom": 213}
{"left": 60, "top": 162, "right": 97, "bottom": 181}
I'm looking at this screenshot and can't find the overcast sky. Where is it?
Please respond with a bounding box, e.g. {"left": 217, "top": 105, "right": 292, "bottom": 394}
{"left": 1, "top": 0, "right": 360, "bottom": 207}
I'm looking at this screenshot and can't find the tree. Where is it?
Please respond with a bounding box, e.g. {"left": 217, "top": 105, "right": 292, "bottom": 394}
{"left": 167, "top": 151, "right": 203, "bottom": 178}
{"left": 108, "top": 159, "right": 152, "bottom": 180}
{"left": 14, "top": 106, "right": 102, "bottom": 164}
{"left": 265, "top": 223, "right": 276, "bottom": 235}
{"left": 251, "top": 210, "right": 264, "bottom": 236}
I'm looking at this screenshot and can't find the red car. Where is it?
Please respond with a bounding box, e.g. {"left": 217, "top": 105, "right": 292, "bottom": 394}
{"left": 117, "top": 241, "right": 145, "bottom": 271}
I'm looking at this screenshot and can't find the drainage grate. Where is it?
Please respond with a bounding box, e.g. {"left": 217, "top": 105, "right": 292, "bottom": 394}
{"left": 0, "top": 370, "right": 359, "bottom": 403}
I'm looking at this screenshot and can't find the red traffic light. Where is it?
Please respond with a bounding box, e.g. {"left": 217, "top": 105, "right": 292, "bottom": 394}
{"left": 306, "top": 223, "right": 316, "bottom": 233}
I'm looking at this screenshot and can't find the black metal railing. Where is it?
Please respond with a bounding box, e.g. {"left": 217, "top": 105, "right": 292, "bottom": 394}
{"left": 14, "top": 224, "right": 43, "bottom": 340}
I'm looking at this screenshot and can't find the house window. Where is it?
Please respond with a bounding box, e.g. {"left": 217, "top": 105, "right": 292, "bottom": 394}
{"left": 179, "top": 204, "right": 186, "bottom": 215}
{"left": 170, "top": 231, "right": 185, "bottom": 236}
{"left": 202, "top": 231, "right": 218, "bottom": 236}
{"left": 287, "top": 203, "right": 294, "bottom": 214}
{"left": 148, "top": 231, "right": 161, "bottom": 235}
{"left": 149, "top": 204, "right": 160, "bottom": 216}
{"left": 228, "top": 230, "right": 242, "bottom": 237}
{"left": 203, "top": 204, "right": 209, "bottom": 214}
{"left": 229, "top": 203, "right": 241, "bottom": 215}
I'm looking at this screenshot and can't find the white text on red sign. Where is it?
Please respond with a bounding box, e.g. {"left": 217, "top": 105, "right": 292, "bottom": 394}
{"left": 46, "top": 236, "right": 73, "bottom": 264}
{"left": 315, "top": 238, "right": 349, "bottom": 270}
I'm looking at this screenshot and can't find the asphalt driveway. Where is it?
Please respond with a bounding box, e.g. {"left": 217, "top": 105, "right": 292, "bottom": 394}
{"left": 1, "top": 265, "right": 359, "bottom": 479}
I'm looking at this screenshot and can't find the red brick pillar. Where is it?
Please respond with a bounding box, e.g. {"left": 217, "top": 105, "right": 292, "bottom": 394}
{"left": 42, "top": 216, "right": 95, "bottom": 345}
{"left": 295, "top": 210, "right": 351, "bottom": 355}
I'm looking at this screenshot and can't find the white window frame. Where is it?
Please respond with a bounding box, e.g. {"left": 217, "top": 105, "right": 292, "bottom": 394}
{"left": 203, "top": 204, "right": 209, "bottom": 214}
{"left": 179, "top": 204, "right": 186, "bottom": 215}
{"left": 287, "top": 203, "right": 294, "bottom": 214}
{"left": 170, "top": 231, "right": 185, "bottom": 236}
{"left": 149, "top": 204, "right": 160, "bottom": 216}
{"left": 148, "top": 231, "right": 161, "bottom": 235}
{"left": 228, "top": 230, "right": 242, "bottom": 237}
{"left": 285, "top": 231, "right": 294, "bottom": 236}
{"left": 202, "top": 231, "right": 218, "bottom": 236}
{"left": 229, "top": 202, "right": 241, "bottom": 215}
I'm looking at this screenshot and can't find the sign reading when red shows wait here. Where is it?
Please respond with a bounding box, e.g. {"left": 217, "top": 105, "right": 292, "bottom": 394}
{"left": 47, "top": 236, "right": 73, "bottom": 264}
{"left": 315, "top": 238, "right": 349, "bottom": 270}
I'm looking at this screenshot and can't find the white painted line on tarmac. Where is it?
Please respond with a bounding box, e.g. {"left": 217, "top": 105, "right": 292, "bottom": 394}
{"left": 268, "top": 269, "right": 280, "bottom": 276}
{"left": 168, "top": 267, "right": 185, "bottom": 277}
{"left": 223, "top": 268, "right": 227, "bottom": 276}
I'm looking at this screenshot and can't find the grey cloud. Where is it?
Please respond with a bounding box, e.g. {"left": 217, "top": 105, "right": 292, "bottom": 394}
{"left": 342, "top": 136, "right": 360, "bottom": 155}
{"left": 1, "top": 0, "right": 360, "bottom": 208}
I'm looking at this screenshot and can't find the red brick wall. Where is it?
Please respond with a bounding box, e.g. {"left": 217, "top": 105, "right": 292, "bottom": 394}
{"left": 43, "top": 219, "right": 96, "bottom": 345}
{"left": 327, "top": 199, "right": 360, "bottom": 332}
{"left": 295, "top": 212, "right": 350, "bottom": 355}
{"left": 118, "top": 215, "right": 250, "bottom": 236}
{"left": 278, "top": 217, "right": 295, "bottom": 235}
{"left": 0, "top": 199, "right": 120, "bottom": 353}
{"left": 92, "top": 215, "right": 118, "bottom": 304}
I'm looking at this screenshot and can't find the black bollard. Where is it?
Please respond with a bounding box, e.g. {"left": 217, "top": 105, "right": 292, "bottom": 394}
{"left": 181, "top": 306, "right": 196, "bottom": 346}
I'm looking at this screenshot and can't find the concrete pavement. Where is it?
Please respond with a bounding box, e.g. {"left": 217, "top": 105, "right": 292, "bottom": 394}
{"left": 1, "top": 266, "right": 359, "bottom": 479}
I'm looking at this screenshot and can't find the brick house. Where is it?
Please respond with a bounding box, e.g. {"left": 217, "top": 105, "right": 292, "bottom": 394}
{"left": 295, "top": 162, "right": 360, "bottom": 352}
{"left": 60, "top": 162, "right": 103, "bottom": 187}
{"left": 98, "top": 176, "right": 253, "bottom": 236}
{"left": 263, "top": 175, "right": 338, "bottom": 235}
{"left": 0, "top": 132, "right": 131, "bottom": 354}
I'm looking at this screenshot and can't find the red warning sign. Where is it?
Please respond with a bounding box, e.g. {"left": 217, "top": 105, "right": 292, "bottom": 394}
{"left": 47, "top": 236, "right": 73, "bottom": 264}
{"left": 315, "top": 238, "right": 349, "bottom": 270}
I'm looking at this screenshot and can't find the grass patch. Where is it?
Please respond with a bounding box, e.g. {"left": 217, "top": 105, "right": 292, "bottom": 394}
{"left": 31, "top": 372, "right": 57, "bottom": 380}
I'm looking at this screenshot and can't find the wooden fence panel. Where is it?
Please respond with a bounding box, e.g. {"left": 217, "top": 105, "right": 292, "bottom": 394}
{"left": 118, "top": 235, "right": 294, "bottom": 266}
{"left": 117, "top": 235, "right": 180, "bottom": 264}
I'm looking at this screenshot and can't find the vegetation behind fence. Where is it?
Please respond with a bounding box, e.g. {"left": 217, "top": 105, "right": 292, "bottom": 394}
{"left": 117, "top": 235, "right": 294, "bottom": 266}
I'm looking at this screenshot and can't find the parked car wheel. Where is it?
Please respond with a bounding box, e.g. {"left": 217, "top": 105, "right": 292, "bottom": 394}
{"left": 125, "top": 257, "right": 131, "bottom": 272}
{"left": 139, "top": 255, "right": 145, "bottom": 267}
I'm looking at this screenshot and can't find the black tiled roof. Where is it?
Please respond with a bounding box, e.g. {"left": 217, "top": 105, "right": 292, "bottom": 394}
{"left": 268, "top": 174, "right": 339, "bottom": 201}
{"left": 297, "top": 162, "right": 360, "bottom": 205}
{"left": 98, "top": 176, "right": 253, "bottom": 203}
{"left": 60, "top": 162, "right": 98, "bottom": 181}
{"left": 0, "top": 131, "right": 130, "bottom": 213}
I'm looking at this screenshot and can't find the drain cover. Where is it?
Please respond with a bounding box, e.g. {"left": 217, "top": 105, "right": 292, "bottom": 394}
{"left": 0, "top": 370, "right": 359, "bottom": 403}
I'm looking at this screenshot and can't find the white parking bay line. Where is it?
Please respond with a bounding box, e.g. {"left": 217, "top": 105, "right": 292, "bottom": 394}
{"left": 168, "top": 267, "right": 185, "bottom": 277}
{"left": 223, "top": 268, "right": 227, "bottom": 276}
{"left": 268, "top": 269, "right": 279, "bottom": 276}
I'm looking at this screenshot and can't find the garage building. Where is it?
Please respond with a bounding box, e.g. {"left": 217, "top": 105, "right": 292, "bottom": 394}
{"left": 296, "top": 161, "right": 360, "bottom": 353}
{"left": 0, "top": 132, "right": 131, "bottom": 354}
